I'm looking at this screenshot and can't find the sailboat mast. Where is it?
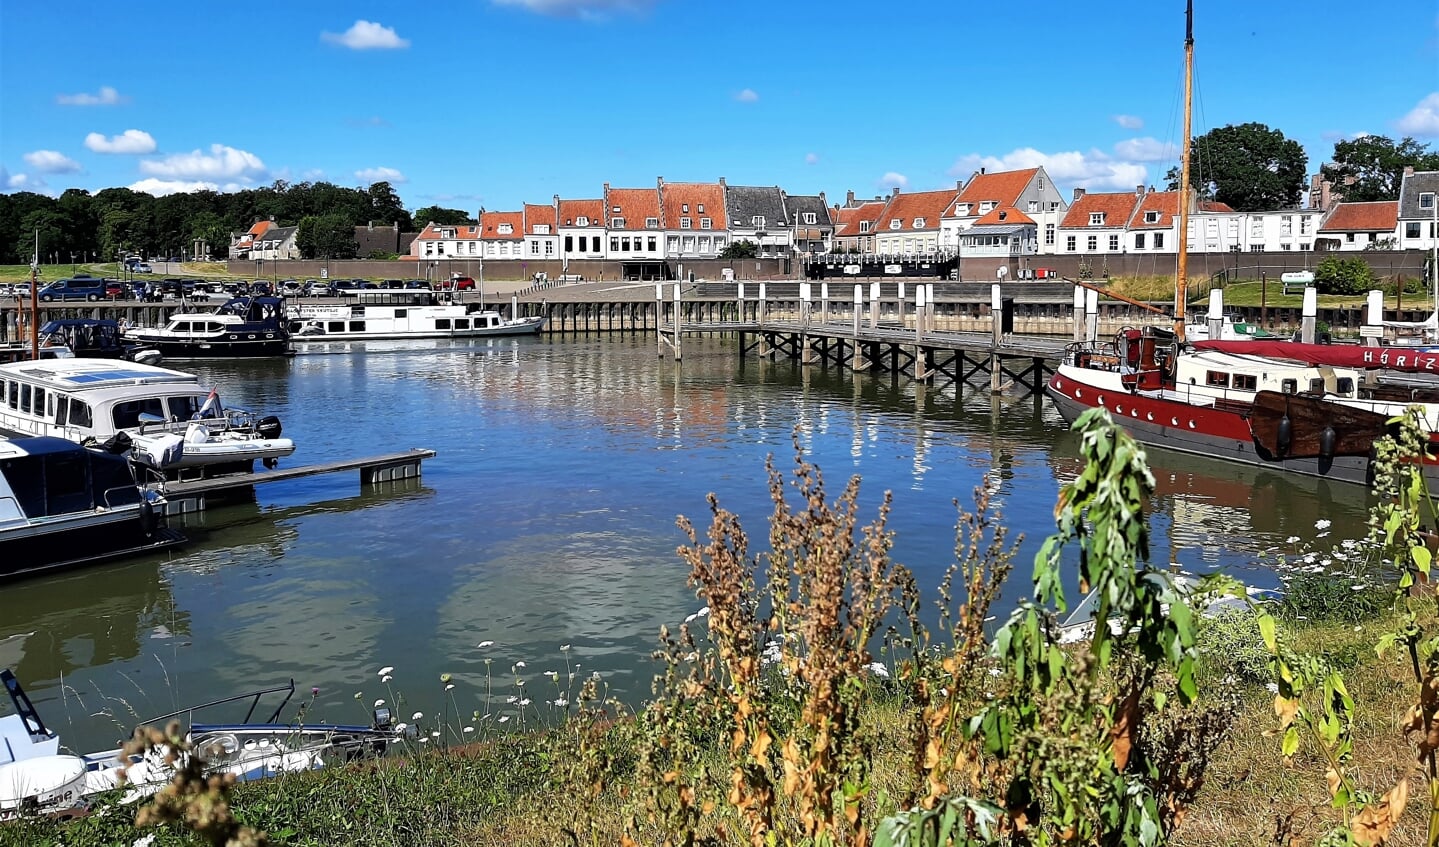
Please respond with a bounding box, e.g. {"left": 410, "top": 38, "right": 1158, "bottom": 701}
{"left": 29, "top": 229, "right": 39, "bottom": 361}
{"left": 1174, "top": 0, "right": 1194, "bottom": 340}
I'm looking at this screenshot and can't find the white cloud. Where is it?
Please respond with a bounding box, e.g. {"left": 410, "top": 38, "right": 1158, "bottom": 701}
{"left": 878, "top": 172, "right": 909, "bottom": 190}
{"left": 356, "top": 166, "right": 406, "bottom": 185}
{"left": 491, "top": 0, "right": 653, "bottom": 19}
{"left": 56, "top": 86, "right": 124, "bottom": 106}
{"left": 84, "top": 129, "right": 157, "bottom": 154}
{"left": 804, "top": 152, "right": 819, "bottom": 165}
{"left": 0, "top": 167, "right": 52, "bottom": 195}
{"left": 735, "top": 88, "right": 759, "bottom": 103}
{"left": 22, "top": 150, "right": 81, "bottom": 174}
{"left": 128, "top": 178, "right": 222, "bottom": 196}
{"left": 1396, "top": 92, "right": 1439, "bottom": 137}
{"left": 1113, "top": 114, "right": 1144, "bottom": 130}
{"left": 1111, "top": 137, "right": 1178, "bottom": 163}
{"left": 321, "top": 20, "right": 410, "bottom": 50}
{"left": 139, "top": 144, "right": 266, "bottom": 180}
{"left": 346, "top": 116, "right": 390, "bottom": 127}
{"left": 950, "top": 145, "right": 1153, "bottom": 192}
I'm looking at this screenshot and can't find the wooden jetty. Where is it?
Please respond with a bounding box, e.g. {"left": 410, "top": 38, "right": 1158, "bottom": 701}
{"left": 158, "top": 448, "right": 436, "bottom": 514}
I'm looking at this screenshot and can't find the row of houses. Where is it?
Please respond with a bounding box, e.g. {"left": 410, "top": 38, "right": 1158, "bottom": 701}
{"left": 233, "top": 168, "right": 1439, "bottom": 268}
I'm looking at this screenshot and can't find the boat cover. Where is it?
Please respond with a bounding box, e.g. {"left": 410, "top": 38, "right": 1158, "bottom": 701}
{"left": 1193, "top": 340, "right": 1439, "bottom": 374}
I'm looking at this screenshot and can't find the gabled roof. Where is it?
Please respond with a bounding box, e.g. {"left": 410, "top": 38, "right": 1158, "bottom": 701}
{"left": 1059, "top": 191, "right": 1141, "bottom": 229}
{"left": 659, "top": 182, "right": 726, "bottom": 229}
{"left": 558, "top": 199, "right": 605, "bottom": 227}
{"left": 875, "top": 189, "right": 961, "bottom": 233}
{"left": 832, "top": 200, "right": 885, "bottom": 238}
{"left": 782, "top": 194, "right": 832, "bottom": 228}
{"left": 1398, "top": 170, "right": 1439, "bottom": 220}
{"left": 604, "top": 186, "right": 661, "bottom": 231}
{"left": 260, "top": 225, "right": 297, "bottom": 243}
{"left": 972, "top": 206, "right": 1034, "bottom": 227}
{"left": 1318, "top": 201, "right": 1399, "bottom": 233}
{"left": 951, "top": 168, "right": 1038, "bottom": 215}
{"left": 523, "top": 203, "right": 556, "bottom": 234}
{"left": 1127, "top": 190, "right": 1184, "bottom": 230}
{"left": 725, "top": 185, "right": 787, "bottom": 229}
{"left": 414, "top": 222, "right": 480, "bottom": 241}
{"left": 247, "top": 220, "right": 272, "bottom": 237}
{"left": 354, "top": 224, "right": 401, "bottom": 256}
{"left": 479, "top": 211, "right": 524, "bottom": 241}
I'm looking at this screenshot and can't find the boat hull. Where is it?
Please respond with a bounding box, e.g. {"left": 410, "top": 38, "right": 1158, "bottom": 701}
{"left": 124, "top": 335, "right": 290, "bottom": 358}
{"left": 1045, "top": 371, "right": 1376, "bottom": 486}
{"left": 0, "top": 511, "right": 184, "bottom": 580}
{"left": 290, "top": 318, "right": 546, "bottom": 343}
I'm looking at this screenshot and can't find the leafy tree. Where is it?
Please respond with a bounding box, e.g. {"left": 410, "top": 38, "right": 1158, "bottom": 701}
{"left": 367, "top": 181, "right": 412, "bottom": 232}
{"left": 719, "top": 239, "right": 758, "bottom": 259}
{"left": 1313, "top": 254, "right": 1376, "bottom": 295}
{"left": 17, "top": 208, "right": 64, "bottom": 265}
{"left": 1322, "top": 135, "right": 1439, "bottom": 202}
{"left": 412, "top": 206, "right": 474, "bottom": 230}
{"left": 1165, "top": 122, "right": 1307, "bottom": 211}
{"left": 297, "top": 212, "right": 358, "bottom": 259}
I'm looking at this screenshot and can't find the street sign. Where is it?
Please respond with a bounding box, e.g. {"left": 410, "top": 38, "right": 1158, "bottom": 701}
{"left": 320, "top": 268, "right": 328, "bottom": 279}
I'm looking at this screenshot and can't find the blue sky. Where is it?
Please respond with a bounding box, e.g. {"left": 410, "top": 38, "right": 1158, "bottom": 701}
{"left": 2, "top": 0, "right": 1436, "bottom": 212}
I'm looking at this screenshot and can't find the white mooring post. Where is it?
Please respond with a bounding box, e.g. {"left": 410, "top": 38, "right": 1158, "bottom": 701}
{"left": 915, "top": 283, "right": 927, "bottom": 341}
{"left": 1085, "top": 287, "right": 1099, "bottom": 342}
{"left": 800, "top": 282, "right": 813, "bottom": 364}
{"left": 852, "top": 284, "right": 862, "bottom": 339}
{"left": 758, "top": 282, "right": 767, "bottom": 326}
{"left": 897, "top": 281, "right": 906, "bottom": 324}
{"left": 656, "top": 283, "right": 665, "bottom": 357}
{"left": 1301, "top": 286, "right": 1318, "bottom": 344}
{"left": 869, "top": 282, "right": 881, "bottom": 328}
{"left": 991, "top": 284, "right": 1003, "bottom": 394}
{"left": 672, "top": 282, "right": 683, "bottom": 360}
{"left": 1207, "top": 289, "right": 1224, "bottom": 341}
{"left": 736, "top": 281, "right": 745, "bottom": 323}
{"left": 820, "top": 282, "right": 830, "bottom": 324}
{"left": 1363, "top": 289, "right": 1384, "bottom": 347}
{"left": 1072, "top": 285, "right": 1086, "bottom": 342}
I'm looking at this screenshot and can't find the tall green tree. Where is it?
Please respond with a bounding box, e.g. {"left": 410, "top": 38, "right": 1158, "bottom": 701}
{"left": 366, "top": 181, "right": 412, "bottom": 231}
{"left": 296, "top": 212, "right": 358, "bottom": 259}
{"left": 1322, "top": 135, "right": 1439, "bottom": 202}
{"left": 1165, "top": 122, "right": 1307, "bottom": 211}
{"left": 412, "top": 206, "right": 474, "bottom": 230}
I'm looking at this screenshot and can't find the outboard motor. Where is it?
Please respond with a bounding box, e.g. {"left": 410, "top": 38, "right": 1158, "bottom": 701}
{"left": 256, "top": 416, "right": 283, "bottom": 439}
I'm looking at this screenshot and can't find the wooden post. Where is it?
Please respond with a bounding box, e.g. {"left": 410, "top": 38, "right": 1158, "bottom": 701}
{"left": 758, "top": 282, "right": 767, "bottom": 327}
{"left": 799, "top": 282, "right": 813, "bottom": 365}
{"left": 656, "top": 283, "right": 665, "bottom": 357}
{"left": 990, "top": 284, "right": 1003, "bottom": 394}
{"left": 915, "top": 283, "right": 927, "bottom": 341}
{"left": 897, "top": 280, "right": 906, "bottom": 326}
{"left": 737, "top": 281, "right": 745, "bottom": 323}
{"left": 672, "top": 282, "right": 682, "bottom": 361}
{"left": 820, "top": 282, "right": 829, "bottom": 325}
{"left": 869, "top": 282, "right": 880, "bottom": 328}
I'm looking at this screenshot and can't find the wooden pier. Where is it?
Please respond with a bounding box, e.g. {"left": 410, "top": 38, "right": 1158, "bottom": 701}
{"left": 158, "top": 448, "right": 436, "bottom": 514}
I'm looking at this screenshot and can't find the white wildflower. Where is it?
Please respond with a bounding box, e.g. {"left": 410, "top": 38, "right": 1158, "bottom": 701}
{"left": 395, "top": 723, "right": 407, "bottom": 732}
{"left": 519, "top": 698, "right": 532, "bottom": 706}
{"left": 412, "top": 711, "right": 423, "bottom": 721}
{"left": 506, "top": 695, "right": 518, "bottom": 704}
{"left": 867, "top": 662, "right": 890, "bottom": 679}
{"left": 477, "top": 640, "right": 495, "bottom": 648}
{"left": 499, "top": 715, "right": 511, "bottom": 723}
{"left": 378, "top": 666, "right": 394, "bottom": 676}
{"left": 133, "top": 833, "right": 157, "bottom": 847}
{"left": 381, "top": 675, "right": 392, "bottom": 683}
{"left": 514, "top": 661, "right": 527, "bottom": 669}
{"left": 553, "top": 698, "right": 569, "bottom": 707}
{"left": 697, "top": 606, "right": 710, "bottom": 617}
{"left": 1285, "top": 536, "right": 1300, "bottom": 544}
{"left": 431, "top": 731, "right": 440, "bottom": 738}
{"left": 374, "top": 699, "right": 385, "bottom": 708}
{"left": 1315, "top": 519, "right": 1331, "bottom": 530}
{"left": 560, "top": 644, "right": 572, "bottom": 652}
{"left": 445, "top": 684, "right": 455, "bottom": 691}
{"left": 464, "top": 726, "right": 474, "bottom": 733}
{"left": 1266, "top": 683, "right": 1279, "bottom": 694}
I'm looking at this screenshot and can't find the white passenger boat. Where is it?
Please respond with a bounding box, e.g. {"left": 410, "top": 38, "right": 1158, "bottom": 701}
{"left": 289, "top": 289, "right": 545, "bottom": 342}
{"left": 0, "top": 358, "right": 295, "bottom": 476}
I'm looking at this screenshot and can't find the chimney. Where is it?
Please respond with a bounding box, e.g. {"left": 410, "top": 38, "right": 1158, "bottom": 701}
{"left": 657, "top": 176, "right": 664, "bottom": 188}
{"left": 1404, "top": 165, "right": 1416, "bottom": 177}
{"left": 1073, "top": 188, "right": 1086, "bottom": 201}
{"left": 846, "top": 190, "right": 855, "bottom": 206}
{"left": 956, "top": 179, "right": 964, "bottom": 191}
{"left": 891, "top": 186, "right": 901, "bottom": 198}
{"left": 979, "top": 167, "right": 986, "bottom": 175}
{"left": 269, "top": 215, "right": 275, "bottom": 222}
{"left": 818, "top": 191, "right": 827, "bottom": 206}
{"left": 1136, "top": 184, "right": 1146, "bottom": 195}
{"left": 719, "top": 177, "right": 726, "bottom": 187}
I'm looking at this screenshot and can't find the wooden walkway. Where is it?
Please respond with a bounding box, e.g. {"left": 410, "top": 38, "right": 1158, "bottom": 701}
{"left": 159, "top": 448, "right": 437, "bottom": 514}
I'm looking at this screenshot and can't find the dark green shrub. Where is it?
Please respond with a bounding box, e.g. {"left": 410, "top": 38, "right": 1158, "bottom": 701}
{"left": 1313, "top": 255, "right": 1376, "bottom": 295}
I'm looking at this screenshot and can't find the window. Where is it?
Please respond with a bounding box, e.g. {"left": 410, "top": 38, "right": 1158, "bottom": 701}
{"left": 535, "top": 224, "right": 551, "bottom": 235}
{"left": 621, "top": 237, "right": 631, "bottom": 251}
{"left": 1205, "top": 371, "right": 1230, "bottom": 388}
{"left": 667, "top": 236, "right": 679, "bottom": 252}
{"left": 611, "top": 205, "right": 621, "bottom": 214}
{"left": 1234, "top": 374, "right": 1257, "bottom": 391}
{"left": 1089, "top": 213, "right": 1105, "bottom": 225}
{"left": 1154, "top": 233, "right": 1165, "bottom": 249}
{"left": 1281, "top": 216, "right": 1293, "bottom": 236}
{"left": 1336, "top": 377, "right": 1354, "bottom": 395}
{"left": 612, "top": 217, "right": 626, "bottom": 229}
{"left": 1144, "top": 211, "right": 1159, "bottom": 224}
{"left": 957, "top": 204, "right": 971, "bottom": 215}
{"left": 680, "top": 217, "right": 692, "bottom": 229}
{"left": 1281, "top": 244, "right": 1291, "bottom": 250}
{"left": 497, "top": 223, "right": 513, "bottom": 235}
{"left": 648, "top": 237, "right": 657, "bottom": 252}
{"left": 1045, "top": 224, "right": 1055, "bottom": 245}
{"left": 564, "top": 235, "right": 573, "bottom": 252}
{"left": 576, "top": 216, "right": 589, "bottom": 227}
{"left": 1281, "top": 378, "right": 1298, "bottom": 394}
{"left": 700, "top": 217, "right": 712, "bottom": 229}
{"left": 752, "top": 216, "right": 766, "bottom": 228}
{"left": 1250, "top": 244, "right": 1265, "bottom": 252}
{"left": 1038, "top": 176, "right": 1044, "bottom": 190}
{"left": 1250, "top": 220, "right": 1263, "bottom": 238}
{"left": 913, "top": 217, "right": 925, "bottom": 228}
{"left": 1135, "top": 233, "right": 1147, "bottom": 249}
{"left": 1028, "top": 200, "right": 1039, "bottom": 212}
{"left": 1309, "top": 378, "right": 1325, "bottom": 395}
{"left": 1087, "top": 235, "right": 1098, "bottom": 251}
{"left": 980, "top": 201, "right": 995, "bottom": 213}
{"left": 530, "top": 242, "right": 539, "bottom": 255}
{"left": 544, "top": 242, "right": 554, "bottom": 256}
{"left": 1300, "top": 216, "right": 1310, "bottom": 234}
{"left": 682, "top": 204, "right": 689, "bottom": 213}
{"left": 610, "top": 237, "right": 619, "bottom": 252}
{"left": 1347, "top": 233, "right": 1356, "bottom": 242}
{"left": 803, "top": 212, "right": 816, "bottom": 224}
{"left": 645, "top": 217, "right": 659, "bottom": 229}
{"left": 890, "top": 219, "right": 902, "bottom": 230}
{"left": 1422, "top": 192, "right": 1436, "bottom": 210}
{"left": 1066, "top": 235, "right": 1076, "bottom": 252}
{"left": 859, "top": 221, "right": 870, "bottom": 233}
{"left": 697, "top": 204, "right": 704, "bottom": 213}
{"left": 1108, "top": 235, "right": 1119, "bottom": 251}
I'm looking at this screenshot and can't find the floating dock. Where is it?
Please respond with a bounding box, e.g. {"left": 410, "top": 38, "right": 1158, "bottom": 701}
{"left": 157, "top": 448, "right": 436, "bottom": 514}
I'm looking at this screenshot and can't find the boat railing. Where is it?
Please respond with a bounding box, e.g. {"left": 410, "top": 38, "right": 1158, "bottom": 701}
{"left": 146, "top": 679, "right": 298, "bottom": 730}
{"left": 99, "top": 484, "right": 142, "bottom": 509}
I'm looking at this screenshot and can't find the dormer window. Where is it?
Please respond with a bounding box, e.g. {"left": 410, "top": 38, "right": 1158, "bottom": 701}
{"left": 1144, "top": 211, "right": 1159, "bottom": 224}
{"left": 576, "top": 216, "right": 589, "bottom": 227}
{"left": 979, "top": 201, "right": 996, "bottom": 213}
{"left": 912, "top": 217, "right": 925, "bottom": 228}
{"left": 1422, "top": 193, "right": 1436, "bottom": 210}
{"left": 957, "top": 203, "right": 971, "bottom": 215}
{"left": 803, "top": 212, "right": 816, "bottom": 225}
{"left": 611, "top": 206, "right": 621, "bottom": 214}
{"left": 698, "top": 204, "right": 705, "bottom": 213}
{"left": 682, "top": 204, "right": 689, "bottom": 213}
{"left": 700, "top": 217, "right": 712, "bottom": 230}
{"left": 998, "top": 211, "right": 1008, "bottom": 221}
{"left": 442, "top": 229, "right": 455, "bottom": 238}
{"left": 1090, "top": 213, "right": 1106, "bottom": 225}
{"left": 612, "top": 217, "right": 626, "bottom": 228}
{"left": 680, "top": 217, "right": 692, "bottom": 229}
{"left": 534, "top": 224, "right": 551, "bottom": 235}
{"left": 889, "top": 219, "right": 902, "bottom": 230}
{"left": 859, "top": 221, "right": 871, "bottom": 233}
{"left": 751, "top": 216, "right": 766, "bottom": 228}
{"left": 497, "top": 223, "right": 513, "bottom": 235}
{"left": 645, "top": 217, "right": 659, "bottom": 228}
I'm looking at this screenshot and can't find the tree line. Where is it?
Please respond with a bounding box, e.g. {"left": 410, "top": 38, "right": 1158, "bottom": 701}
{"left": 0, "top": 179, "right": 474, "bottom": 266}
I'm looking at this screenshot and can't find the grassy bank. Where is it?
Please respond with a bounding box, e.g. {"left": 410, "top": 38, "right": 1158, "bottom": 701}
{"left": 4, "top": 415, "right": 1438, "bottom": 847}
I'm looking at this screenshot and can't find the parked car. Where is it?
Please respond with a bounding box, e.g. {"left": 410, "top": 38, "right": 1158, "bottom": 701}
{"left": 13, "top": 284, "right": 30, "bottom": 299}
{"left": 134, "top": 262, "right": 153, "bottom": 274}
{"left": 404, "top": 279, "right": 431, "bottom": 290}
{"left": 104, "top": 281, "right": 126, "bottom": 298}
{"left": 441, "top": 276, "right": 477, "bottom": 291}
{"left": 38, "top": 278, "right": 107, "bottom": 302}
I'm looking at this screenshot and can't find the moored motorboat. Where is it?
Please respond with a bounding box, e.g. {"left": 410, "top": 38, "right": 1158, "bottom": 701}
{"left": 289, "top": 288, "right": 545, "bottom": 343}
{"left": 34, "top": 319, "right": 163, "bottom": 364}
{"left": 124, "top": 295, "right": 291, "bottom": 358}
{"left": 0, "top": 358, "right": 295, "bottom": 477}
{"left": 0, "top": 437, "right": 181, "bottom": 580}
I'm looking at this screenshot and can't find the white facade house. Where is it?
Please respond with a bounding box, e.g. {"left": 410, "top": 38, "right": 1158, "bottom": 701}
{"left": 557, "top": 197, "right": 607, "bottom": 270}
{"left": 413, "top": 222, "right": 482, "bottom": 260}
{"left": 1398, "top": 169, "right": 1439, "bottom": 253}
{"left": 523, "top": 204, "right": 559, "bottom": 264}
{"left": 942, "top": 167, "right": 1068, "bottom": 253}
{"left": 1315, "top": 201, "right": 1400, "bottom": 252}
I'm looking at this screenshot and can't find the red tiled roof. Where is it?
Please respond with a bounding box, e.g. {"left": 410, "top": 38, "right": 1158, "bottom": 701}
{"left": 247, "top": 221, "right": 271, "bottom": 237}
{"left": 558, "top": 199, "right": 604, "bottom": 227}
{"left": 659, "top": 182, "right": 726, "bottom": 229}
{"left": 605, "top": 186, "right": 661, "bottom": 231}
{"left": 1319, "top": 200, "right": 1399, "bottom": 232}
{"left": 973, "top": 206, "right": 1035, "bottom": 226}
{"left": 832, "top": 200, "right": 885, "bottom": 238}
{"left": 1126, "top": 190, "right": 1183, "bottom": 229}
{"left": 479, "top": 211, "right": 524, "bottom": 241}
{"left": 1059, "top": 191, "right": 1141, "bottom": 229}
{"left": 875, "top": 189, "right": 960, "bottom": 233}
{"left": 1200, "top": 200, "right": 1235, "bottom": 213}
{"left": 523, "top": 203, "right": 556, "bottom": 234}
{"left": 951, "top": 168, "right": 1039, "bottom": 215}
{"left": 414, "top": 222, "right": 480, "bottom": 241}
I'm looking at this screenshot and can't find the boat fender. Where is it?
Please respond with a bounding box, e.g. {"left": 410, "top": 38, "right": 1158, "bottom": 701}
{"left": 139, "top": 497, "right": 156, "bottom": 537}
{"left": 1319, "top": 425, "right": 1337, "bottom": 459}
{"left": 257, "top": 416, "right": 283, "bottom": 439}
{"left": 1277, "top": 414, "right": 1292, "bottom": 458}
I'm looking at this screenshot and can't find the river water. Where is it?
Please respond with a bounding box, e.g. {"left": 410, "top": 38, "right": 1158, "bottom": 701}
{"left": 0, "top": 334, "right": 1374, "bottom": 753}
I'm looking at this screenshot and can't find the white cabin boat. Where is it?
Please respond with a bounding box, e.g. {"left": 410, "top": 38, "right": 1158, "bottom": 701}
{"left": 289, "top": 289, "right": 545, "bottom": 342}
{"left": 0, "top": 358, "right": 295, "bottom": 475}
